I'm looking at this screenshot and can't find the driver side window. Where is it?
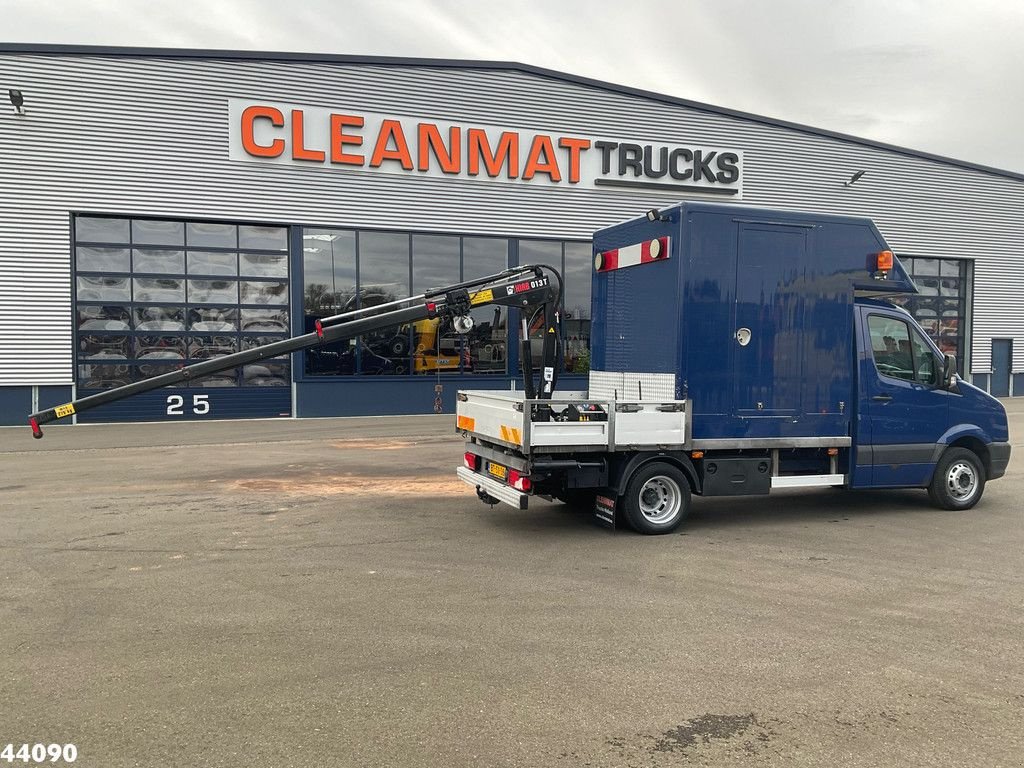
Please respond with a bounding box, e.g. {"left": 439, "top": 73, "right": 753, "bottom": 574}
{"left": 868, "top": 315, "right": 939, "bottom": 386}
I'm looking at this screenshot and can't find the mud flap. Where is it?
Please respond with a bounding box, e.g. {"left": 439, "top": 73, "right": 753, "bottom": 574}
{"left": 594, "top": 490, "right": 617, "bottom": 530}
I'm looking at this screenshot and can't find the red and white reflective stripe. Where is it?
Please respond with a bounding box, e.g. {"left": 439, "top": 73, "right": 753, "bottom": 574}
{"left": 595, "top": 237, "right": 669, "bottom": 272}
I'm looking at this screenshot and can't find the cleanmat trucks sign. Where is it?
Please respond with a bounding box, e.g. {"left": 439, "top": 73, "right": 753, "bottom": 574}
{"left": 228, "top": 99, "right": 743, "bottom": 197}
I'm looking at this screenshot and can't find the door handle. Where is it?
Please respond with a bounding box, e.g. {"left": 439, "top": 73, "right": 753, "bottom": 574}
{"left": 872, "top": 394, "right": 893, "bottom": 402}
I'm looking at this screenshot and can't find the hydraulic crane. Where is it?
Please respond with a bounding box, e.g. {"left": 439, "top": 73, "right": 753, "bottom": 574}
{"left": 28, "top": 264, "right": 563, "bottom": 438}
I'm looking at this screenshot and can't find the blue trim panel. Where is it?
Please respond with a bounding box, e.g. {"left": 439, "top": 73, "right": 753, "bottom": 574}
{"left": 1, "top": 44, "right": 1021, "bottom": 184}
{"left": 0, "top": 387, "right": 31, "bottom": 426}
{"left": 0, "top": 386, "right": 74, "bottom": 426}
{"left": 75, "top": 387, "right": 291, "bottom": 423}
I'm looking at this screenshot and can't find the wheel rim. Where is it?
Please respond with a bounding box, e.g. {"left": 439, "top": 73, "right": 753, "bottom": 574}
{"left": 638, "top": 475, "right": 683, "bottom": 524}
{"left": 946, "top": 461, "right": 978, "bottom": 502}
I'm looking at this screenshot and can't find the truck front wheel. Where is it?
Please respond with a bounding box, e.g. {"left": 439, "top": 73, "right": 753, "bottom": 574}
{"left": 928, "top": 447, "right": 986, "bottom": 510}
{"left": 622, "top": 462, "right": 690, "bottom": 534}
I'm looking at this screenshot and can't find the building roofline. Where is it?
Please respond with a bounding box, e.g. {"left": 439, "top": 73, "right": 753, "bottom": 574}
{"left": 3, "top": 42, "right": 1022, "bottom": 184}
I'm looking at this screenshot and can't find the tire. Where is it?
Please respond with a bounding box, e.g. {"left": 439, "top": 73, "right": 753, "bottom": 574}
{"left": 928, "top": 447, "right": 986, "bottom": 510}
{"left": 622, "top": 461, "right": 691, "bottom": 534}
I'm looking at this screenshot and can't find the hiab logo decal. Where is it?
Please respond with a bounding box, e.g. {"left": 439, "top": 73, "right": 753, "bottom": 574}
{"left": 229, "top": 99, "right": 743, "bottom": 197}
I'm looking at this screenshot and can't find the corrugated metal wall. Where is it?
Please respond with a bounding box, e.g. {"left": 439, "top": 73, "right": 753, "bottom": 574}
{"left": 2, "top": 51, "right": 1023, "bottom": 387}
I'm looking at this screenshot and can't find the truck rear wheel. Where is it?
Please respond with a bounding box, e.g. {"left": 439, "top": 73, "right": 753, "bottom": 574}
{"left": 622, "top": 462, "right": 690, "bottom": 534}
{"left": 928, "top": 447, "right": 985, "bottom": 510}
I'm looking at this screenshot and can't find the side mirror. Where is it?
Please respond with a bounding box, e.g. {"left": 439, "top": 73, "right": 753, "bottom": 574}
{"left": 942, "top": 353, "right": 958, "bottom": 388}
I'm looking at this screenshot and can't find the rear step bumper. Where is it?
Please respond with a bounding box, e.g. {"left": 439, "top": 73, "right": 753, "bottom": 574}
{"left": 456, "top": 466, "right": 528, "bottom": 510}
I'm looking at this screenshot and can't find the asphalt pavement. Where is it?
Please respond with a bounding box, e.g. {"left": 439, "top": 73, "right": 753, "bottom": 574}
{"left": 1, "top": 407, "right": 1022, "bottom": 767}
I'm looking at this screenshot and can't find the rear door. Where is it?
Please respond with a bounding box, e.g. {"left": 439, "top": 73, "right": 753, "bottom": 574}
{"left": 859, "top": 307, "right": 949, "bottom": 486}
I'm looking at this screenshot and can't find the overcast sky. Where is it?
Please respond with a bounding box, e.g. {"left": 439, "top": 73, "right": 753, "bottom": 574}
{"left": 5, "top": 0, "right": 1024, "bottom": 174}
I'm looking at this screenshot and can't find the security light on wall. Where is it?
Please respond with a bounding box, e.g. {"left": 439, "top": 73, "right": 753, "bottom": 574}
{"left": 8, "top": 89, "right": 24, "bottom": 114}
{"left": 844, "top": 169, "right": 866, "bottom": 187}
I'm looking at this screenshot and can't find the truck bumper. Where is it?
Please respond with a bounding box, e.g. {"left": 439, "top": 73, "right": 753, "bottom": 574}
{"left": 988, "top": 442, "right": 1011, "bottom": 480}
{"left": 456, "top": 466, "right": 529, "bottom": 510}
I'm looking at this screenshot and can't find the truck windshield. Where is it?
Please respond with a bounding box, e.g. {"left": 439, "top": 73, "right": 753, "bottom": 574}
{"left": 868, "top": 314, "right": 938, "bottom": 386}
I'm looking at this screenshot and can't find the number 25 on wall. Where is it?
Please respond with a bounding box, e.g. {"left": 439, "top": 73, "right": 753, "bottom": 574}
{"left": 166, "top": 394, "right": 211, "bottom": 416}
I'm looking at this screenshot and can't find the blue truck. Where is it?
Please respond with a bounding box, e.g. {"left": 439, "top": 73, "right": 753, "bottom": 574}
{"left": 457, "top": 202, "right": 1011, "bottom": 533}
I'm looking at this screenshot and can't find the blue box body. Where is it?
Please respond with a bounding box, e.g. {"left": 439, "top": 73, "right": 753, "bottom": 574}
{"left": 591, "top": 203, "right": 914, "bottom": 441}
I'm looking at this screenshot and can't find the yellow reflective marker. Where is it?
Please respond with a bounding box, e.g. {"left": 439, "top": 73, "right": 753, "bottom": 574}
{"left": 54, "top": 403, "right": 76, "bottom": 418}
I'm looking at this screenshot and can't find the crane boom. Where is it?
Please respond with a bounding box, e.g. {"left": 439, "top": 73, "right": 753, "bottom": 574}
{"left": 28, "top": 264, "right": 562, "bottom": 438}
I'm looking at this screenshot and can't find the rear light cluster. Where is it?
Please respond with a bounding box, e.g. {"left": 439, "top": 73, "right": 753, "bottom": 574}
{"left": 508, "top": 470, "right": 532, "bottom": 491}
{"left": 464, "top": 452, "right": 480, "bottom": 470}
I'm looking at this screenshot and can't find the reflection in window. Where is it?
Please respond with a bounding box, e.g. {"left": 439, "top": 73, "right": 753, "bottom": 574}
{"left": 77, "top": 276, "right": 131, "bottom": 302}
{"left": 134, "top": 306, "right": 185, "bottom": 332}
{"left": 77, "top": 247, "right": 130, "bottom": 272}
{"left": 241, "top": 252, "right": 288, "bottom": 277}
{"left": 242, "top": 335, "right": 287, "bottom": 356}
{"left": 132, "top": 219, "right": 184, "bottom": 246}
{"left": 78, "top": 306, "right": 132, "bottom": 332}
{"left": 78, "top": 363, "right": 132, "bottom": 389}
{"left": 241, "top": 280, "right": 288, "bottom": 305}
{"left": 133, "top": 249, "right": 185, "bottom": 274}
{"left": 239, "top": 225, "right": 288, "bottom": 251}
{"left": 189, "top": 307, "right": 238, "bottom": 332}
{"left": 241, "top": 308, "right": 288, "bottom": 333}
{"left": 243, "top": 362, "right": 290, "bottom": 386}
{"left": 80, "top": 335, "right": 131, "bottom": 360}
{"left": 187, "top": 222, "right": 236, "bottom": 248}
{"left": 136, "top": 336, "right": 187, "bottom": 361}
{"left": 188, "top": 335, "right": 239, "bottom": 360}
{"left": 76, "top": 217, "right": 129, "bottom": 243}
{"left": 188, "top": 251, "right": 238, "bottom": 276}
{"left": 412, "top": 234, "right": 459, "bottom": 294}
{"left": 563, "top": 242, "right": 592, "bottom": 373}
{"left": 188, "top": 279, "right": 238, "bottom": 304}
{"left": 134, "top": 277, "right": 185, "bottom": 303}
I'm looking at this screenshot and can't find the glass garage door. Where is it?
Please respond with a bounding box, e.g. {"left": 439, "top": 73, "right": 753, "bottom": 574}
{"left": 72, "top": 215, "right": 292, "bottom": 422}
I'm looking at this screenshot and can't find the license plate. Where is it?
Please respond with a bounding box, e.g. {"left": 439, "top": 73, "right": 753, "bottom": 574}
{"left": 487, "top": 462, "right": 508, "bottom": 480}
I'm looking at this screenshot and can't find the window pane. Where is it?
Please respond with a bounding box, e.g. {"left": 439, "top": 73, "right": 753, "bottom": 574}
{"left": 241, "top": 335, "right": 287, "bottom": 359}
{"left": 303, "top": 229, "right": 356, "bottom": 318}
{"left": 243, "top": 361, "right": 290, "bottom": 386}
{"left": 76, "top": 217, "right": 129, "bottom": 243}
{"left": 77, "top": 247, "right": 130, "bottom": 272}
{"left": 463, "top": 237, "right": 507, "bottom": 279}
{"left": 78, "top": 306, "right": 132, "bottom": 332}
{"left": 188, "top": 251, "right": 238, "bottom": 276}
{"left": 868, "top": 315, "right": 914, "bottom": 381}
{"left": 134, "top": 306, "right": 185, "bottom": 332}
{"left": 462, "top": 238, "right": 509, "bottom": 375}
{"left": 133, "top": 248, "right": 185, "bottom": 274}
{"left": 77, "top": 276, "right": 130, "bottom": 302}
{"left": 79, "top": 334, "right": 131, "bottom": 360}
{"left": 135, "top": 361, "right": 183, "bottom": 382}
{"left": 412, "top": 234, "right": 459, "bottom": 294}
{"left": 240, "top": 252, "right": 288, "bottom": 277}
{"left": 240, "top": 308, "right": 288, "bottom": 333}
{"left": 78, "top": 363, "right": 132, "bottom": 389}
{"left": 239, "top": 225, "right": 288, "bottom": 251}
{"left": 519, "top": 239, "right": 561, "bottom": 267}
{"left": 240, "top": 280, "right": 288, "bottom": 305}
{"left": 132, "top": 219, "right": 184, "bottom": 246}
{"left": 563, "top": 241, "right": 592, "bottom": 373}
{"left": 194, "top": 371, "right": 239, "bottom": 387}
{"left": 135, "top": 277, "right": 185, "bottom": 303}
{"left": 188, "top": 279, "right": 238, "bottom": 304}
{"left": 188, "top": 307, "right": 238, "bottom": 332}
{"left": 359, "top": 231, "right": 409, "bottom": 297}
{"left": 909, "top": 328, "right": 938, "bottom": 385}
{"left": 915, "top": 258, "right": 939, "bottom": 276}
{"left": 136, "top": 335, "right": 187, "bottom": 362}
{"left": 187, "top": 222, "right": 237, "bottom": 248}
{"left": 188, "top": 335, "right": 239, "bottom": 360}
